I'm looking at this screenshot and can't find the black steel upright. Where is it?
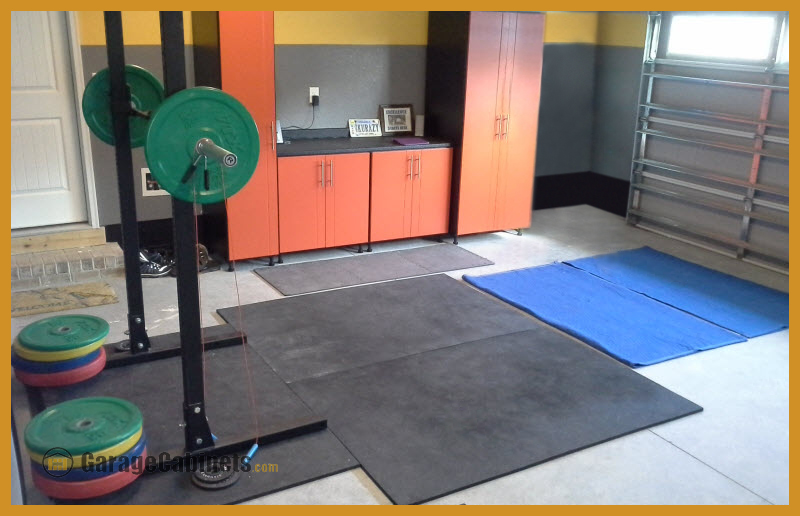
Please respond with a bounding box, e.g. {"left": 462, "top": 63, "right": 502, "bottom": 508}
{"left": 159, "top": 11, "right": 214, "bottom": 453}
{"left": 104, "top": 12, "right": 151, "bottom": 353}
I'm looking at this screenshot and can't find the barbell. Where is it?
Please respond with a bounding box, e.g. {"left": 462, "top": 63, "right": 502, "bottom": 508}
{"left": 82, "top": 66, "right": 259, "bottom": 204}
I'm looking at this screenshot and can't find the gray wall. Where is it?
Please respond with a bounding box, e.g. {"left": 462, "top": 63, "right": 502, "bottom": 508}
{"left": 275, "top": 45, "right": 427, "bottom": 130}
{"left": 591, "top": 45, "right": 645, "bottom": 180}
{"left": 535, "top": 44, "right": 597, "bottom": 176}
{"left": 81, "top": 46, "right": 195, "bottom": 226}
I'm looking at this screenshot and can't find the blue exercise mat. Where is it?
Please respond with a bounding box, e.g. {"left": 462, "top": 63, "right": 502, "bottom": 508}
{"left": 464, "top": 264, "right": 745, "bottom": 367}
{"left": 566, "top": 247, "right": 789, "bottom": 338}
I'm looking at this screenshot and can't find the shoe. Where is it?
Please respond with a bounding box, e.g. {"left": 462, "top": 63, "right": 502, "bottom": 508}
{"left": 139, "top": 250, "right": 172, "bottom": 278}
{"left": 140, "top": 260, "right": 172, "bottom": 278}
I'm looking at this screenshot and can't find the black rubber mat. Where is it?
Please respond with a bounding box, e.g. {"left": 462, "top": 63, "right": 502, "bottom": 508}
{"left": 254, "top": 244, "right": 493, "bottom": 296}
{"left": 11, "top": 344, "right": 357, "bottom": 505}
{"left": 291, "top": 329, "right": 703, "bottom": 505}
{"left": 218, "top": 274, "right": 538, "bottom": 383}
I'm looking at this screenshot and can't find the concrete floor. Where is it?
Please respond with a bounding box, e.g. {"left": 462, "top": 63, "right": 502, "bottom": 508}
{"left": 10, "top": 205, "right": 789, "bottom": 505}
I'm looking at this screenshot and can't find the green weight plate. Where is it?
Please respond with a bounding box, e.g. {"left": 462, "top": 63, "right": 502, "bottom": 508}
{"left": 145, "top": 87, "right": 260, "bottom": 204}
{"left": 17, "top": 315, "right": 109, "bottom": 352}
{"left": 24, "top": 397, "right": 143, "bottom": 457}
{"left": 82, "top": 65, "right": 165, "bottom": 148}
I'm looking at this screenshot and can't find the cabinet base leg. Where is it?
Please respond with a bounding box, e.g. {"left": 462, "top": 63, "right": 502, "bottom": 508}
{"left": 268, "top": 256, "right": 275, "bottom": 267}
{"left": 453, "top": 237, "right": 459, "bottom": 245}
{"left": 277, "top": 255, "right": 283, "bottom": 264}
{"left": 227, "top": 262, "right": 235, "bottom": 272}
{"left": 517, "top": 228, "right": 522, "bottom": 236}
{"left": 366, "top": 244, "right": 372, "bottom": 252}
{"left": 357, "top": 244, "right": 363, "bottom": 254}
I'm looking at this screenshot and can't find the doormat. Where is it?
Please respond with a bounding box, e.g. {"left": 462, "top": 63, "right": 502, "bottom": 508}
{"left": 255, "top": 244, "right": 493, "bottom": 296}
{"left": 11, "top": 282, "right": 118, "bottom": 318}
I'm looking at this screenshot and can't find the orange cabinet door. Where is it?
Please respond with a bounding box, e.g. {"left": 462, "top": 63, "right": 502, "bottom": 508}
{"left": 496, "top": 13, "right": 544, "bottom": 230}
{"left": 457, "top": 11, "right": 505, "bottom": 236}
{"left": 278, "top": 156, "right": 326, "bottom": 254}
{"left": 370, "top": 150, "right": 414, "bottom": 242}
{"left": 220, "top": 11, "right": 279, "bottom": 260}
{"left": 325, "top": 153, "right": 370, "bottom": 248}
{"left": 411, "top": 148, "right": 452, "bottom": 237}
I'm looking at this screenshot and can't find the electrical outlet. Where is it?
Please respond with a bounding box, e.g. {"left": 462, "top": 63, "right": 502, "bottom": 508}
{"left": 309, "top": 87, "right": 319, "bottom": 104}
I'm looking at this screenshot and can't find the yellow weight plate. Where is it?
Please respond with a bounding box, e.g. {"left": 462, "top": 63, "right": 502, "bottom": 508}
{"left": 28, "top": 427, "right": 143, "bottom": 468}
{"left": 13, "top": 337, "right": 106, "bottom": 363}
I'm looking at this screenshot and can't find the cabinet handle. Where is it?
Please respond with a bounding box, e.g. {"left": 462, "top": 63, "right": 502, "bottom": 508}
{"left": 416, "top": 154, "right": 422, "bottom": 180}
{"left": 329, "top": 159, "right": 334, "bottom": 187}
{"left": 502, "top": 114, "right": 509, "bottom": 139}
{"left": 407, "top": 155, "right": 413, "bottom": 179}
{"left": 271, "top": 121, "right": 276, "bottom": 151}
{"left": 319, "top": 159, "right": 324, "bottom": 186}
{"left": 495, "top": 115, "right": 501, "bottom": 139}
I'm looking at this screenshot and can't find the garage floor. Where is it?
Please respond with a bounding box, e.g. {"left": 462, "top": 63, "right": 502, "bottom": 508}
{"left": 10, "top": 205, "right": 789, "bottom": 505}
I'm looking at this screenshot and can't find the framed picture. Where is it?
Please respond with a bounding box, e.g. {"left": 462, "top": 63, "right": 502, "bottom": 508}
{"left": 379, "top": 104, "right": 414, "bottom": 134}
{"left": 140, "top": 168, "right": 169, "bottom": 197}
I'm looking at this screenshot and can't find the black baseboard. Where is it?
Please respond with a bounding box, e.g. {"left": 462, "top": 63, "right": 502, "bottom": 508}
{"left": 107, "top": 172, "right": 628, "bottom": 251}
{"left": 534, "top": 171, "right": 629, "bottom": 217}
{"left": 106, "top": 218, "right": 174, "bottom": 250}
{"left": 105, "top": 214, "right": 226, "bottom": 257}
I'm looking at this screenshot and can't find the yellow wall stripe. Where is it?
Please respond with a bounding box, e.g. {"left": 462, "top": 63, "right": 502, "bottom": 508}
{"left": 543, "top": 12, "right": 598, "bottom": 45}
{"left": 75, "top": 11, "right": 645, "bottom": 48}
{"left": 77, "top": 11, "right": 193, "bottom": 46}
{"left": 274, "top": 11, "right": 428, "bottom": 45}
{"left": 596, "top": 12, "right": 647, "bottom": 47}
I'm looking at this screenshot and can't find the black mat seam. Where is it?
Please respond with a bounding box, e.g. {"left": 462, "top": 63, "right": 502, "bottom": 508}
{"left": 283, "top": 326, "right": 538, "bottom": 386}
{"left": 646, "top": 429, "right": 774, "bottom": 505}
{"left": 282, "top": 328, "right": 703, "bottom": 504}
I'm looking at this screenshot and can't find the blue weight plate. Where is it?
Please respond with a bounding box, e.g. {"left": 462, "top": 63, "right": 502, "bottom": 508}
{"left": 34, "top": 433, "right": 147, "bottom": 482}
{"left": 11, "top": 348, "right": 102, "bottom": 374}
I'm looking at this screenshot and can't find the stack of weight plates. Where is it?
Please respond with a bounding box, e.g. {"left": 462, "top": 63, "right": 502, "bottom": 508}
{"left": 11, "top": 315, "right": 109, "bottom": 387}
{"left": 25, "top": 397, "right": 147, "bottom": 500}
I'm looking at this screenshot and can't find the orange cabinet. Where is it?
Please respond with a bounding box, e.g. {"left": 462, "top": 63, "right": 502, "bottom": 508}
{"left": 426, "top": 12, "right": 544, "bottom": 239}
{"left": 219, "top": 11, "right": 279, "bottom": 261}
{"left": 278, "top": 153, "right": 369, "bottom": 254}
{"left": 371, "top": 148, "right": 452, "bottom": 242}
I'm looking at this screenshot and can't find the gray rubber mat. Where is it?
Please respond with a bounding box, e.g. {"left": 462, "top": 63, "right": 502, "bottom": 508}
{"left": 218, "top": 274, "right": 538, "bottom": 383}
{"left": 291, "top": 329, "right": 703, "bottom": 505}
{"left": 254, "top": 244, "right": 493, "bottom": 296}
{"left": 11, "top": 344, "right": 356, "bottom": 504}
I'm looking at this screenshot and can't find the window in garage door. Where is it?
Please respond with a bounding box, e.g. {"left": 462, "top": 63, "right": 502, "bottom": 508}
{"left": 628, "top": 12, "right": 789, "bottom": 273}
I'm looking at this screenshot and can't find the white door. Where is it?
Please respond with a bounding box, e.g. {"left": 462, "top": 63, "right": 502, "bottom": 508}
{"left": 10, "top": 11, "right": 87, "bottom": 229}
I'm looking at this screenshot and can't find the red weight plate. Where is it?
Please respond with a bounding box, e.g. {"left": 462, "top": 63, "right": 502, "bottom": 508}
{"left": 32, "top": 448, "right": 147, "bottom": 500}
{"left": 14, "top": 347, "right": 106, "bottom": 387}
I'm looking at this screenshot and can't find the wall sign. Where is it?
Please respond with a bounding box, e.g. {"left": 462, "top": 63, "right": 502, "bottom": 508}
{"left": 349, "top": 119, "right": 382, "bottom": 137}
{"left": 379, "top": 104, "right": 414, "bottom": 134}
{"left": 141, "top": 168, "right": 169, "bottom": 197}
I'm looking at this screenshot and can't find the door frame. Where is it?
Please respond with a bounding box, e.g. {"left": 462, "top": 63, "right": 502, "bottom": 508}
{"left": 66, "top": 11, "right": 99, "bottom": 228}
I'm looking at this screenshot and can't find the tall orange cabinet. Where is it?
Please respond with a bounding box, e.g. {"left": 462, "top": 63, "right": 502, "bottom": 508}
{"left": 219, "top": 11, "right": 279, "bottom": 260}
{"left": 426, "top": 12, "right": 544, "bottom": 240}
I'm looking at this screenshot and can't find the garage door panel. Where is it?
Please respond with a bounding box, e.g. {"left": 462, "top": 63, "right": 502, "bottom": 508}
{"left": 629, "top": 13, "right": 789, "bottom": 271}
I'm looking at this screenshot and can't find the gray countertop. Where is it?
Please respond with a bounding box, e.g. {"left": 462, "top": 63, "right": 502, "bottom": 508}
{"left": 276, "top": 136, "right": 451, "bottom": 157}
